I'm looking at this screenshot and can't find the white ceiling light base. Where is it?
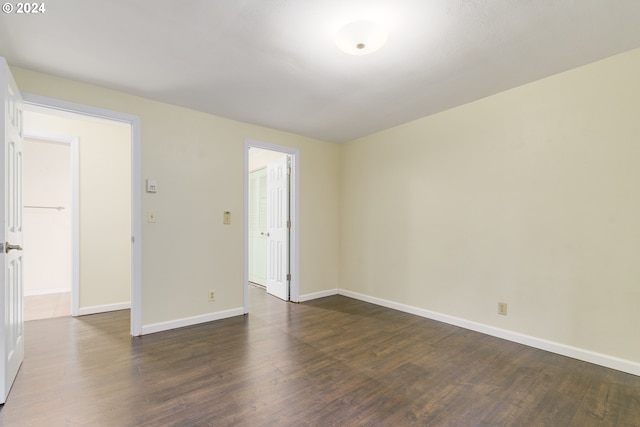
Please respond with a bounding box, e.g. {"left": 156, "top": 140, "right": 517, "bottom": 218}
{"left": 336, "top": 21, "right": 388, "bottom": 55}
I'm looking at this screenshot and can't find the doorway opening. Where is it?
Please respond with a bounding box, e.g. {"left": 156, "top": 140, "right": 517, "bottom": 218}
{"left": 244, "top": 139, "right": 299, "bottom": 313}
{"left": 22, "top": 94, "right": 142, "bottom": 336}
{"left": 22, "top": 104, "right": 132, "bottom": 321}
{"left": 22, "top": 132, "right": 75, "bottom": 320}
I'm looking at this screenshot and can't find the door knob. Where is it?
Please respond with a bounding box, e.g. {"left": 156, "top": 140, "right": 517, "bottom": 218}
{"left": 5, "top": 243, "right": 23, "bottom": 253}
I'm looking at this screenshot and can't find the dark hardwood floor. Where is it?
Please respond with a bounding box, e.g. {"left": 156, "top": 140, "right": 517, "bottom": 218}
{"left": 1, "top": 285, "right": 639, "bottom": 426}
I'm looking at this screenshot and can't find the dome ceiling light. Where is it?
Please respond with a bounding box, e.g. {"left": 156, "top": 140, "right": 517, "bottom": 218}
{"left": 335, "top": 21, "right": 388, "bottom": 55}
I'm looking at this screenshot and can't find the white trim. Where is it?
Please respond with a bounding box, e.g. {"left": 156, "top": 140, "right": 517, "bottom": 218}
{"left": 130, "top": 112, "right": 142, "bottom": 336}
{"left": 71, "top": 137, "right": 80, "bottom": 316}
{"left": 22, "top": 93, "right": 143, "bottom": 336}
{"left": 78, "top": 301, "right": 131, "bottom": 316}
{"left": 299, "top": 289, "right": 339, "bottom": 302}
{"left": 338, "top": 289, "right": 640, "bottom": 377}
{"left": 22, "top": 129, "right": 80, "bottom": 316}
{"left": 24, "top": 288, "right": 69, "bottom": 297}
{"left": 243, "top": 139, "right": 300, "bottom": 313}
{"left": 141, "top": 308, "right": 244, "bottom": 335}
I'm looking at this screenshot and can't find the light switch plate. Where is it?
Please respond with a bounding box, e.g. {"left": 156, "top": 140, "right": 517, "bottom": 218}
{"left": 147, "top": 211, "right": 157, "bottom": 223}
{"left": 223, "top": 211, "right": 231, "bottom": 225}
{"left": 146, "top": 179, "right": 158, "bottom": 193}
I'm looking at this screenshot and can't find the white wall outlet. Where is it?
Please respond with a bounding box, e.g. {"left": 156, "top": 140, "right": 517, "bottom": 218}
{"left": 498, "top": 302, "right": 508, "bottom": 316}
{"left": 208, "top": 291, "right": 216, "bottom": 301}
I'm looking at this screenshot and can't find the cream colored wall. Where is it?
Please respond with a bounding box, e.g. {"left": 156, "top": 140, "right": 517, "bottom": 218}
{"left": 12, "top": 67, "right": 341, "bottom": 326}
{"left": 23, "top": 138, "right": 71, "bottom": 294}
{"left": 23, "top": 111, "right": 131, "bottom": 308}
{"left": 340, "top": 48, "right": 640, "bottom": 364}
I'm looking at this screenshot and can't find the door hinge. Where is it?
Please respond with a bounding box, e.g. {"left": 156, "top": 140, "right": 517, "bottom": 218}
{"left": 286, "top": 273, "right": 291, "bottom": 281}
{"left": 287, "top": 167, "right": 291, "bottom": 176}
{"left": 287, "top": 220, "right": 291, "bottom": 228}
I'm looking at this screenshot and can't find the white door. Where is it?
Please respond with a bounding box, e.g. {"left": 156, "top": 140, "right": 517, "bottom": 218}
{"left": 266, "top": 156, "right": 289, "bottom": 301}
{"left": 0, "top": 58, "right": 25, "bottom": 404}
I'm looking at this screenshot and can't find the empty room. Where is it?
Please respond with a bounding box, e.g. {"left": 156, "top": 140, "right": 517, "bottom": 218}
{"left": 1, "top": 1, "right": 640, "bottom": 425}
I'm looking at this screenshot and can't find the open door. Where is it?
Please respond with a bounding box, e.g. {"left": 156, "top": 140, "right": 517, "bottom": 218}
{"left": 0, "top": 57, "right": 25, "bottom": 404}
{"left": 265, "top": 155, "right": 290, "bottom": 301}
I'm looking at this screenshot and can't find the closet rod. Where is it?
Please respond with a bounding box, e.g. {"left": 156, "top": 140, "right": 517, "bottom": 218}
{"left": 24, "top": 205, "right": 65, "bottom": 211}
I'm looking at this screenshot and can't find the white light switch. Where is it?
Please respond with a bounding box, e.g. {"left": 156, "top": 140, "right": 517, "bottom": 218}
{"left": 223, "top": 211, "right": 231, "bottom": 225}
{"left": 147, "top": 211, "right": 157, "bottom": 223}
{"left": 146, "top": 179, "right": 158, "bottom": 193}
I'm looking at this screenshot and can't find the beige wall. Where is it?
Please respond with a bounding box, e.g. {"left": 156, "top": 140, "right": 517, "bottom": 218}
{"left": 23, "top": 138, "right": 71, "bottom": 294}
{"left": 12, "top": 67, "right": 341, "bottom": 326}
{"left": 23, "top": 111, "right": 131, "bottom": 309}
{"left": 340, "top": 48, "right": 640, "bottom": 364}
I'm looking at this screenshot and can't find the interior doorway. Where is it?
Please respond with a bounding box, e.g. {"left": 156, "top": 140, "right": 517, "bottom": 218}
{"left": 248, "top": 148, "right": 289, "bottom": 290}
{"left": 244, "top": 139, "right": 299, "bottom": 311}
{"left": 22, "top": 103, "right": 134, "bottom": 323}
{"left": 248, "top": 164, "right": 268, "bottom": 288}
{"left": 22, "top": 134, "right": 73, "bottom": 320}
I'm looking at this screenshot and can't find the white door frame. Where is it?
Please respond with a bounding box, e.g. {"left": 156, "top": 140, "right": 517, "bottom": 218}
{"left": 22, "top": 130, "right": 80, "bottom": 316}
{"left": 244, "top": 139, "right": 299, "bottom": 311}
{"left": 22, "top": 93, "right": 142, "bottom": 336}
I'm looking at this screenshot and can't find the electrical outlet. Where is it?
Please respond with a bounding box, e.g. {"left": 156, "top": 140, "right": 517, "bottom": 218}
{"left": 498, "top": 302, "right": 508, "bottom": 316}
{"left": 208, "top": 291, "right": 216, "bottom": 301}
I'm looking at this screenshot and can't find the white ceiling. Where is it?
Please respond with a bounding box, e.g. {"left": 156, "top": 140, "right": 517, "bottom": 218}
{"left": 2, "top": 1, "right": 640, "bottom": 143}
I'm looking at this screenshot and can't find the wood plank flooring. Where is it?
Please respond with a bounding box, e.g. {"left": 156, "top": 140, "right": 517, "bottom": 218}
{"left": 1, "top": 285, "right": 639, "bottom": 426}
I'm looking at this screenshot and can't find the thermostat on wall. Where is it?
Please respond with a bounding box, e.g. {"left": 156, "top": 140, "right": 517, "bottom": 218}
{"left": 146, "top": 179, "right": 158, "bottom": 193}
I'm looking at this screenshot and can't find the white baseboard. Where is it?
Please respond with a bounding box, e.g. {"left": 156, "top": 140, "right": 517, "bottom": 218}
{"left": 77, "top": 301, "right": 131, "bottom": 316}
{"left": 25, "top": 288, "right": 70, "bottom": 296}
{"left": 141, "top": 308, "right": 244, "bottom": 335}
{"left": 338, "top": 289, "right": 640, "bottom": 377}
{"left": 298, "top": 288, "right": 339, "bottom": 302}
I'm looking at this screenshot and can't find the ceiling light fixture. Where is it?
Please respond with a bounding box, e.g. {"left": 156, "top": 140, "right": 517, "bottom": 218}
{"left": 335, "top": 21, "right": 388, "bottom": 55}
